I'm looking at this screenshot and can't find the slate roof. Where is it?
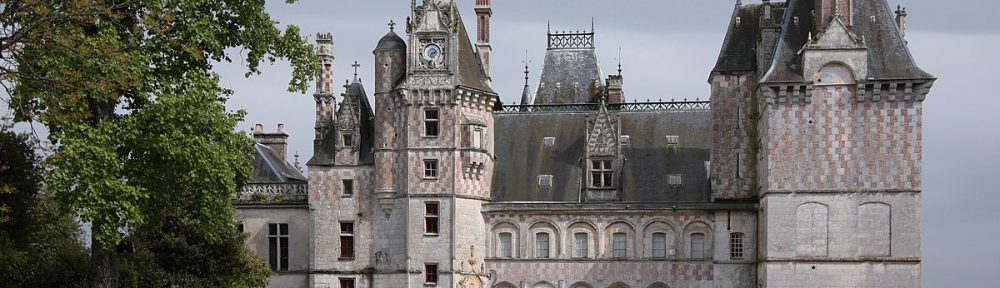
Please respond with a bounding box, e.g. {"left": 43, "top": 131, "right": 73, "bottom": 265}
{"left": 492, "top": 108, "right": 711, "bottom": 203}
{"left": 307, "top": 81, "right": 375, "bottom": 166}
{"left": 454, "top": 8, "right": 494, "bottom": 93}
{"left": 762, "top": 0, "right": 933, "bottom": 82}
{"left": 533, "top": 48, "right": 604, "bottom": 104}
{"left": 713, "top": 3, "right": 786, "bottom": 72}
{"left": 375, "top": 30, "right": 406, "bottom": 51}
{"left": 251, "top": 143, "right": 306, "bottom": 183}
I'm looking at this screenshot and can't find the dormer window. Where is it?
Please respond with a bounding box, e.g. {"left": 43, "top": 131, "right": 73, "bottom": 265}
{"left": 668, "top": 174, "right": 682, "bottom": 186}
{"left": 619, "top": 135, "right": 630, "bottom": 146}
{"left": 590, "top": 160, "right": 614, "bottom": 188}
{"left": 538, "top": 175, "right": 553, "bottom": 188}
{"left": 666, "top": 135, "right": 680, "bottom": 145}
{"left": 342, "top": 133, "right": 354, "bottom": 147}
{"left": 543, "top": 137, "right": 556, "bottom": 147}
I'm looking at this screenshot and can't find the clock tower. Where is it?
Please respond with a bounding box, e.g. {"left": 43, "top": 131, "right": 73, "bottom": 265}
{"left": 371, "top": 0, "right": 497, "bottom": 287}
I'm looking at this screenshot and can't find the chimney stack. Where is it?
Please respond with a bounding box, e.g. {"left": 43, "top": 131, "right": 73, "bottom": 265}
{"left": 895, "top": 5, "right": 908, "bottom": 38}
{"left": 815, "top": 0, "right": 852, "bottom": 29}
{"left": 475, "top": 0, "right": 493, "bottom": 85}
{"left": 254, "top": 123, "right": 290, "bottom": 162}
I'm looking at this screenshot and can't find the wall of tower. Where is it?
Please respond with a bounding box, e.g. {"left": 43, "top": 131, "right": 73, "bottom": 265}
{"left": 710, "top": 72, "right": 755, "bottom": 200}
{"left": 308, "top": 166, "right": 375, "bottom": 287}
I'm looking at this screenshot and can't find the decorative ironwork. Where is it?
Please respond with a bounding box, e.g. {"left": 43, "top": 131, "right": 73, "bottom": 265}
{"left": 547, "top": 31, "right": 595, "bottom": 49}
{"left": 235, "top": 183, "right": 308, "bottom": 204}
{"left": 495, "top": 101, "right": 710, "bottom": 114}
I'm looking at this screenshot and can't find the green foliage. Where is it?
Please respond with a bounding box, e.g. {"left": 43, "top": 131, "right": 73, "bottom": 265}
{"left": 0, "top": 127, "right": 90, "bottom": 287}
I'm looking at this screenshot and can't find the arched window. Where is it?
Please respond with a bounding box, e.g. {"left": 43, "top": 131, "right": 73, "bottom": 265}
{"left": 573, "top": 232, "right": 588, "bottom": 258}
{"left": 690, "top": 233, "right": 706, "bottom": 260}
{"left": 651, "top": 232, "right": 667, "bottom": 258}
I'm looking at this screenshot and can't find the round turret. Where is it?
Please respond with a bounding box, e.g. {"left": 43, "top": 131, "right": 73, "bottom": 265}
{"left": 373, "top": 30, "right": 406, "bottom": 94}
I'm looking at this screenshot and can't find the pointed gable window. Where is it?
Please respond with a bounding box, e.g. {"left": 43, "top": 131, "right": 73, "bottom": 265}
{"left": 590, "top": 159, "right": 614, "bottom": 188}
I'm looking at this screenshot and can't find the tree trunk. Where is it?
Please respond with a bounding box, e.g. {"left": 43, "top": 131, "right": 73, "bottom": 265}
{"left": 90, "top": 222, "right": 118, "bottom": 288}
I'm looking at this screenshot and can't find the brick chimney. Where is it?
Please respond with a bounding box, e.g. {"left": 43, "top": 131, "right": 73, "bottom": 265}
{"left": 815, "top": 0, "right": 852, "bottom": 29}
{"left": 606, "top": 75, "right": 624, "bottom": 104}
{"left": 475, "top": 0, "right": 493, "bottom": 84}
{"left": 254, "top": 123, "right": 289, "bottom": 162}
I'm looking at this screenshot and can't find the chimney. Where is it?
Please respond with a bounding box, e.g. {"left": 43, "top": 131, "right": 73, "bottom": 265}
{"left": 475, "top": 0, "right": 493, "bottom": 84}
{"left": 895, "top": 5, "right": 908, "bottom": 38}
{"left": 815, "top": 0, "right": 852, "bottom": 30}
{"left": 758, "top": 0, "right": 780, "bottom": 76}
{"left": 606, "top": 75, "right": 624, "bottom": 104}
{"left": 254, "top": 123, "right": 289, "bottom": 162}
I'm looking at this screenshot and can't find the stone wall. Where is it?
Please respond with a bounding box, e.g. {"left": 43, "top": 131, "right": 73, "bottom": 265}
{"left": 235, "top": 206, "right": 311, "bottom": 288}
{"left": 710, "top": 72, "right": 755, "bottom": 200}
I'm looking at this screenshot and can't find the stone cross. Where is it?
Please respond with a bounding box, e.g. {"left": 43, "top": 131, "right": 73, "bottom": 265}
{"left": 351, "top": 61, "right": 361, "bottom": 81}
{"left": 388, "top": 20, "right": 396, "bottom": 31}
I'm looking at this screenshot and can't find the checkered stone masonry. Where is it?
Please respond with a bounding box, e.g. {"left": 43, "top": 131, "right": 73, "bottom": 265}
{"left": 763, "top": 84, "right": 922, "bottom": 192}
{"left": 710, "top": 72, "right": 755, "bottom": 199}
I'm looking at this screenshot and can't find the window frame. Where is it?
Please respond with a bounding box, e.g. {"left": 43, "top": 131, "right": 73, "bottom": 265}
{"left": 590, "top": 159, "right": 614, "bottom": 189}
{"left": 498, "top": 232, "right": 513, "bottom": 258}
{"left": 267, "top": 223, "right": 289, "bottom": 271}
{"left": 340, "top": 222, "right": 355, "bottom": 259}
{"left": 342, "top": 179, "right": 354, "bottom": 197}
{"left": 535, "top": 232, "right": 550, "bottom": 259}
{"left": 424, "top": 263, "right": 439, "bottom": 284}
{"left": 573, "top": 232, "right": 589, "bottom": 259}
{"left": 651, "top": 232, "right": 667, "bottom": 259}
{"left": 424, "top": 202, "right": 439, "bottom": 235}
{"left": 342, "top": 132, "right": 354, "bottom": 147}
{"left": 690, "top": 232, "right": 706, "bottom": 260}
{"left": 339, "top": 277, "right": 356, "bottom": 288}
{"left": 423, "top": 159, "right": 439, "bottom": 180}
{"left": 612, "top": 232, "right": 627, "bottom": 259}
{"left": 424, "top": 109, "right": 440, "bottom": 137}
{"left": 730, "top": 232, "right": 745, "bottom": 260}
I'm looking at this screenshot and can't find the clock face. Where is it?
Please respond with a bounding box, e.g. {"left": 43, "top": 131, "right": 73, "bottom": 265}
{"left": 423, "top": 44, "right": 442, "bottom": 61}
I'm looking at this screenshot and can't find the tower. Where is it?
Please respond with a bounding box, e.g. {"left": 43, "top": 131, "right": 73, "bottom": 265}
{"left": 369, "top": 0, "right": 498, "bottom": 286}
{"left": 310, "top": 33, "right": 337, "bottom": 165}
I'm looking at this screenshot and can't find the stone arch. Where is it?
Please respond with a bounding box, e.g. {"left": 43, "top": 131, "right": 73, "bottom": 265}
{"left": 647, "top": 282, "right": 670, "bottom": 288}
{"left": 567, "top": 221, "right": 599, "bottom": 259}
{"left": 858, "top": 202, "right": 891, "bottom": 256}
{"left": 491, "top": 221, "right": 520, "bottom": 258}
{"left": 796, "top": 202, "right": 829, "bottom": 257}
{"left": 532, "top": 281, "right": 556, "bottom": 288}
{"left": 682, "top": 220, "right": 713, "bottom": 260}
{"left": 493, "top": 281, "right": 518, "bottom": 288}
{"left": 528, "top": 220, "right": 560, "bottom": 259}
{"left": 569, "top": 282, "right": 595, "bottom": 288}
{"left": 608, "top": 282, "right": 631, "bottom": 288}
{"left": 642, "top": 219, "right": 676, "bottom": 259}
{"left": 604, "top": 220, "right": 637, "bottom": 259}
{"left": 814, "top": 62, "right": 856, "bottom": 85}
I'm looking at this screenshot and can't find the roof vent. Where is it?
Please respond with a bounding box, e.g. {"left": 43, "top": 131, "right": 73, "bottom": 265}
{"left": 538, "top": 175, "right": 553, "bottom": 188}
{"left": 619, "top": 135, "right": 630, "bottom": 145}
{"left": 666, "top": 135, "right": 680, "bottom": 145}
{"left": 543, "top": 137, "right": 556, "bottom": 147}
{"left": 668, "top": 174, "right": 682, "bottom": 186}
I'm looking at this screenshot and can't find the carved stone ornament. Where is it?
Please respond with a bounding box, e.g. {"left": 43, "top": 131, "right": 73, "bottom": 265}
{"left": 419, "top": 39, "right": 447, "bottom": 70}
{"left": 586, "top": 102, "right": 620, "bottom": 156}
{"left": 336, "top": 97, "right": 359, "bottom": 131}
{"left": 409, "top": 75, "right": 452, "bottom": 87}
{"left": 458, "top": 275, "right": 484, "bottom": 288}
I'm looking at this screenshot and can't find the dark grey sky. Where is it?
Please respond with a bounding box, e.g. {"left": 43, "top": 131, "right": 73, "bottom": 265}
{"left": 3, "top": 0, "right": 997, "bottom": 286}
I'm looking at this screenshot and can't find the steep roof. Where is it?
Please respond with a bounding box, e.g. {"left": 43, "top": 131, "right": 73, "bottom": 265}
{"left": 534, "top": 48, "right": 604, "bottom": 104}
{"left": 492, "top": 109, "right": 711, "bottom": 202}
{"left": 712, "top": 3, "right": 786, "bottom": 73}
{"left": 454, "top": 8, "right": 494, "bottom": 93}
{"left": 307, "top": 81, "right": 375, "bottom": 166}
{"left": 251, "top": 144, "right": 306, "bottom": 183}
{"left": 762, "top": 0, "right": 933, "bottom": 83}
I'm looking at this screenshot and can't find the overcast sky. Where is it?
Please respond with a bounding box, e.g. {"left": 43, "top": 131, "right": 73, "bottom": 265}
{"left": 3, "top": 0, "right": 998, "bottom": 286}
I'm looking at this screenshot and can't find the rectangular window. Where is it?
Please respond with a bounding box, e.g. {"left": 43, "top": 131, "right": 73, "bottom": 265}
{"left": 668, "top": 174, "right": 683, "bottom": 186}
{"left": 268, "top": 223, "right": 289, "bottom": 271}
{"left": 340, "top": 222, "right": 354, "bottom": 259}
{"left": 424, "top": 263, "right": 438, "bottom": 284}
{"left": 472, "top": 127, "right": 484, "bottom": 149}
{"left": 612, "top": 232, "right": 627, "bottom": 258}
{"left": 691, "top": 233, "right": 705, "bottom": 260}
{"left": 730, "top": 232, "right": 745, "bottom": 260}
{"left": 339, "top": 278, "right": 355, "bottom": 288}
{"left": 424, "top": 109, "right": 439, "bottom": 137}
{"left": 666, "top": 135, "right": 680, "bottom": 145}
{"left": 342, "top": 179, "right": 354, "bottom": 197}
{"left": 536, "top": 232, "right": 550, "bottom": 258}
{"left": 652, "top": 232, "right": 667, "bottom": 258}
{"left": 237, "top": 222, "right": 244, "bottom": 233}
{"left": 342, "top": 133, "right": 354, "bottom": 147}
{"left": 423, "top": 159, "right": 438, "bottom": 179}
{"left": 590, "top": 160, "right": 613, "bottom": 188}
{"left": 573, "top": 232, "right": 588, "bottom": 258}
{"left": 425, "top": 202, "right": 439, "bottom": 235}
{"left": 499, "top": 232, "right": 513, "bottom": 258}
{"left": 538, "top": 175, "right": 553, "bottom": 188}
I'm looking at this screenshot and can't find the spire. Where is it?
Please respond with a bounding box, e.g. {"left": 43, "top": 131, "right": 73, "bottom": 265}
{"left": 520, "top": 50, "right": 533, "bottom": 106}
{"left": 351, "top": 61, "right": 361, "bottom": 83}
{"left": 617, "top": 47, "right": 623, "bottom": 76}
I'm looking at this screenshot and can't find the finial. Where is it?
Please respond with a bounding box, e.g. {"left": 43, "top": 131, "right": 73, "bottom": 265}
{"left": 547, "top": 21, "right": 551, "bottom": 34}
{"left": 591, "top": 18, "right": 595, "bottom": 33}
{"left": 617, "top": 47, "right": 623, "bottom": 76}
{"left": 388, "top": 20, "right": 396, "bottom": 31}
{"left": 351, "top": 61, "right": 361, "bottom": 82}
{"left": 736, "top": 0, "right": 742, "bottom": 5}
{"left": 523, "top": 50, "right": 530, "bottom": 85}
{"left": 293, "top": 151, "right": 302, "bottom": 172}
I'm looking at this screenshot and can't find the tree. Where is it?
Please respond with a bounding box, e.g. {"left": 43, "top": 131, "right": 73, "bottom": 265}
{"left": 3, "top": 0, "right": 316, "bottom": 286}
{"left": 0, "top": 125, "right": 90, "bottom": 287}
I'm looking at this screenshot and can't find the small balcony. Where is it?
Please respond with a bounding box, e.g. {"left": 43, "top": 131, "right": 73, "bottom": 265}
{"left": 235, "top": 182, "right": 308, "bottom": 204}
